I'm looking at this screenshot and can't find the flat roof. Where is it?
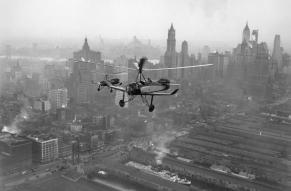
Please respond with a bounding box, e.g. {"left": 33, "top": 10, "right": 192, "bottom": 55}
{"left": 0, "top": 132, "right": 31, "bottom": 146}
{"left": 27, "top": 134, "right": 57, "bottom": 142}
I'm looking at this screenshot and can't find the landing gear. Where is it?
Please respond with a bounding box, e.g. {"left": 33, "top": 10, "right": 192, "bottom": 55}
{"left": 119, "top": 100, "right": 125, "bottom": 107}
{"left": 149, "top": 105, "right": 155, "bottom": 112}
{"left": 97, "top": 85, "right": 101, "bottom": 91}
{"left": 110, "top": 88, "right": 113, "bottom": 93}
{"left": 119, "top": 93, "right": 125, "bottom": 107}
{"left": 148, "top": 95, "right": 155, "bottom": 112}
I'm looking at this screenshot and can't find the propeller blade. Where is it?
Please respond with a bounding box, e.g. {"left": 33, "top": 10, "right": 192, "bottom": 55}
{"left": 95, "top": 71, "right": 128, "bottom": 75}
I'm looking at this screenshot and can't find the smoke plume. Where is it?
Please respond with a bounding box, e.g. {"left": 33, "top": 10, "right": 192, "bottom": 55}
{"left": 1, "top": 108, "right": 29, "bottom": 134}
{"left": 152, "top": 131, "right": 177, "bottom": 165}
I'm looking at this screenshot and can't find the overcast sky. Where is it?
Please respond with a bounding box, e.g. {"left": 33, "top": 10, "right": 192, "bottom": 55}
{"left": 1, "top": 0, "right": 291, "bottom": 49}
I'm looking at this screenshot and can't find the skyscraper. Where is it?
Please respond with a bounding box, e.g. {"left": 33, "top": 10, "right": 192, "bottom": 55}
{"left": 272, "top": 34, "right": 283, "bottom": 73}
{"left": 201, "top": 45, "right": 210, "bottom": 64}
{"left": 179, "top": 40, "right": 190, "bottom": 79}
{"left": 69, "top": 38, "right": 102, "bottom": 104}
{"left": 242, "top": 22, "right": 250, "bottom": 43}
{"left": 164, "top": 24, "right": 178, "bottom": 79}
{"left": 231, "top": 23, "right": 271, "bottom": 96}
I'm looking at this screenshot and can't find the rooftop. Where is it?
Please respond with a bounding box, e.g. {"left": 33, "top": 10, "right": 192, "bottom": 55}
{"left": 27, "top": 134, "right": 57, "bottom": 142}
{"left": 0, "top": 132, "right": 31, "bottom": 146}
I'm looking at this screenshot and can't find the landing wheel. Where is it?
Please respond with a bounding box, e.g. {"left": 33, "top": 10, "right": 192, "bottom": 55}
{"left": 149, "top": 105, "right": 155, "bottom": 112}
{"left": 119, "top": 100, "right": 125, "bottom": 107}
{"left": 110, "top": 89, "right": 113, "bottom": 93}
{"left": 97, "top": 88, "right": 100, "bottom": 91}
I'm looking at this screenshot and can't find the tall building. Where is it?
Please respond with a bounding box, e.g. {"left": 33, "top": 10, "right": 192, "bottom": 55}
{"left": 48, "top": 88, "right": 68, "bottom": 112}
{"left": 272, "top": 34, "right": 283, "bottom": 73}
{"left": 179, "top": 41, "right": 190, "bottom": 79}
{"left": 208, "top": 52, "right": 229, "bottom": 79}
{"left": 69, "top": 38, "right": 102, "bottom": 104}
{"left": 201, "top": 45, "right": 210, "bottom": 63}
{"left": 164, "top": 24, "right": 178, "bottom": 79}
{"left": 231, "top": 23, "right": 271, "bottom": 96}
{"left": 242, "top": 22, "right": 250, "bottom": 43}
{"left": 28, "top": 135, "right": 58, "bottom": 163}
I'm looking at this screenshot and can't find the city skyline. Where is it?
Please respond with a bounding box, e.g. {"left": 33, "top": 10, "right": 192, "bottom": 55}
{"left": 1, "top": 1, "right": 291, "bottom": 191}
{"left": 1, "top": 0, "right": 291, "bottom": 51}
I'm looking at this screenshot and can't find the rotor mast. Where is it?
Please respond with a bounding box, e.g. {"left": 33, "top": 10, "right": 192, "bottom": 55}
{"left": 136, "top": 57, "right": 147, "bottom": 83}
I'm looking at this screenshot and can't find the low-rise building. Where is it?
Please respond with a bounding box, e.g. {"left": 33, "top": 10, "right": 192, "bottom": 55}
{"left": 0, "top": 132, "right": 32, "bottom": 174}
{"left": 27, "top": 134, "right": 58, "bottom": 163}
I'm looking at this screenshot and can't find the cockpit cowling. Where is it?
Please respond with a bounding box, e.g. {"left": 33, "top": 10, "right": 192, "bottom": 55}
{"left": 157, "top": 78, "right": 170, "bottom": 85}
{"left": 110, "top": 78, "right": 120, "bottom": 85}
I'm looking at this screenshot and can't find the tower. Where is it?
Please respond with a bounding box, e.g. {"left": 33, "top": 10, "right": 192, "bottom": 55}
{"left": 242, "top": 22, "right": 250, "bottom": 43}
{"left": 82, "top": 37, "right": 90, "bottom": 52}
{"left": 272, "top": 34, "right": 283, "bottom": 73}
{"left": 69, "top": 38, "right": 102, "bottom": 104}
{"left": 180, "top": 41, "right": 189, "bottom": 79}
{"left": 166, "top": 23, "right": 176, "bottom": 53}
{"left": 164, "top": 23, "right": 178, "bottom": 79}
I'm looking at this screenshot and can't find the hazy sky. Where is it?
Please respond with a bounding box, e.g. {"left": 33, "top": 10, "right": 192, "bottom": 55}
{"left": 1, "top": 0, "right": 291, "bottom": 49}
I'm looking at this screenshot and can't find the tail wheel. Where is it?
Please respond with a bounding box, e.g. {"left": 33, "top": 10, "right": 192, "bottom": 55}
{"left": 149, "top": 105, "right": 155, "bottom": 112}
{"left": 119, "top": 100, "right": 125, "bottom": 107}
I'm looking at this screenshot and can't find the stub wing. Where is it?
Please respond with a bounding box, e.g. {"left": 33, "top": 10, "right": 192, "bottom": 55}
{"left": 141, "top": 89, "right": 179, "bottom": 96}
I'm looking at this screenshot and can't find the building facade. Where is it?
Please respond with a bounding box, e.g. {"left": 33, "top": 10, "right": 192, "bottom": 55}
{"left": 48, "top": 88, "right": 68, "bottom": 112}
{"left": 29, "top": 135, "right": 58, "bottom": 163}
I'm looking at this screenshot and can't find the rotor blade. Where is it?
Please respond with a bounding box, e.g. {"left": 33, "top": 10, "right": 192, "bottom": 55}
{"left": 143, "top": 64, "right": 213, "bottom": 71}
{"left": 73, "top": 59, "right": 137, "bottom": 71}
{"left": 169, "top": 83, "right": 180, "bottom": 86}
{"left": 95, "top": 71, "right": 128, "bottom": 75}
